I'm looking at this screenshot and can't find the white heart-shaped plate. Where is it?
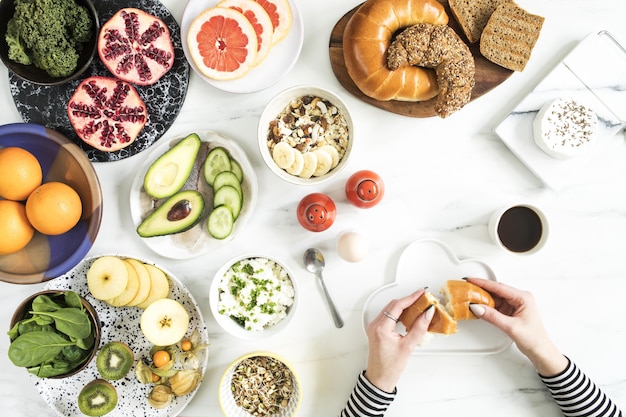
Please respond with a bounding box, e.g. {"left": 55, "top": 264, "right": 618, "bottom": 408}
{"left": 362, "top": 239, "right": 512, "bottom": 355}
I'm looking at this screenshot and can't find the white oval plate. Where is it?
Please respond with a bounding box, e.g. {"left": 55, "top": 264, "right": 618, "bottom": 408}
{"left": 181, "top": 0, "right": 304, "bottom": 93}
{"left": 363, "top": 239, "right": 511, "bottom": 355}
{"left": 40, "top": 255, "right": 209, "bottom": 417}
{"left": 129, "top": 131, "right": 258, "bottom": 259}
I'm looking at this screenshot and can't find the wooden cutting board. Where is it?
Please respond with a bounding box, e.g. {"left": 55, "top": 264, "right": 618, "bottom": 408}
{"left": 328, "top": 0, "right": 513, "bottom": 118}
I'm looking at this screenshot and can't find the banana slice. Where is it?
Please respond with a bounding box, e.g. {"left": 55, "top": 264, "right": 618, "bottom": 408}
{"left": 319, "top": 145, "right": 340, "bottom": 168}
{"left": 286, "top": 149, "right": 304, "bottom": 175}
{"left": 299, "top": 152, "right": 318, "bottom": 178}
{"left": 272, "top": 142, "right": 295, "bottom": 169}
{"left": 313, "top": 149, "right": 333, "bottom": 176}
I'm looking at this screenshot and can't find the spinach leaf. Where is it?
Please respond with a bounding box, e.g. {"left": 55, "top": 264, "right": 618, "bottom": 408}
{"left": 29, "top": 308, "right": 92, "bottom": 340}
{"left": 63, "top": 291, "right": 83, "bottom": 310}
{"left": 7, "top": 322, "right": 20, "bottom": 341}
{"left": 8, "top": 332, "right": 75, "bottom": 367}
{"left": 31, "top": 294, "right": 62, "bottom": 313}
{"left": 73, "top": 332, "right": 95, "bottom": 351}
{"left": 28, "top": 358, "right": 77, "bottom": 378}
{"left": 18, "top": 321, "right": 54, "bottom": 335}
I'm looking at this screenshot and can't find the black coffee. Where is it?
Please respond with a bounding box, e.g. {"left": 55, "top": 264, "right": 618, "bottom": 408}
{"left": 497, "top": 206, "right": 543, "bottom": 252}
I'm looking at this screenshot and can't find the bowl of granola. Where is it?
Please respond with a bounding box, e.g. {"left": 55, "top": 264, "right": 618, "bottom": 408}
{"left": 258, "top": 85, "right": 354, "bottom": 185}
{"left": 209, "top": 255, "right": 297, "bottom": 340}
{"left": 219, "top": 351, "right": 302, "bottom": 417}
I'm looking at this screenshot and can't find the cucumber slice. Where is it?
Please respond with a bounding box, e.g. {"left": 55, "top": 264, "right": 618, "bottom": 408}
{"left": 213, "top": 185, "right": 242, "bottom": 220}
{"left": 207, "top": 206, "right": 234, "bottom": 239}
{"left": 230, "top": 159, "right": 244, "bottom": 183}
{"left": 213, "top": 171, "right": 242, "bottom": 197}
{"left": 203, "top": 147, "right": 231, "bottom": 186}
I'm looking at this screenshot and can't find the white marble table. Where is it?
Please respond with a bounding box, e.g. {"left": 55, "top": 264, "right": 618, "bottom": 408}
{"left": 1, "top": 0, "right": 626, "bottom": 416}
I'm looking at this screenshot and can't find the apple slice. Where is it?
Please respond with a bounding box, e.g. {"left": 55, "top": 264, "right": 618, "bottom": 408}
{"left": 125, "top": 259, "right": 152, "bottom": 307}
{"left": 87, "top": 256, "right": 129, "bottom": 301}
{"left": 106, "top": 261, "right": 140, "bottom": 307}
{"left": 140, "top": 298, "right": 190, "bottom": 346}
{"left": 136, "top": 264, "right": 170, "bottom": 309}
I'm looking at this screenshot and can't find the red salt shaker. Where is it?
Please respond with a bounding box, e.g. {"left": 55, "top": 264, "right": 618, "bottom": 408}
{"left": 345, "top": 170, "right": 384, "bottom": 208}
{"left": 297, "top": 193, "right": 336, "bottom": 232}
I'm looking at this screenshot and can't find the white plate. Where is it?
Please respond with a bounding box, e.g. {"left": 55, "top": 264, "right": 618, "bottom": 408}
{"left": 41, "top": 255, "right": 209, "bottom": 417}
{"left": 181, "top": 0, "right": 304, "bottom": 93}
{"left": 363, "top": 239, "right": 511, "bottom": 355}
{"left": 129, "top": 131, "right": 258, "bottom": 259}
{"left": 494, "top": 31, "right": 626, "bottom": 190}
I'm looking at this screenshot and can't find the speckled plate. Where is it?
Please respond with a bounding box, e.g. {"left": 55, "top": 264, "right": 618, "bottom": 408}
{"left": 180, "top": 0, "right": 303, "bottom": 93}
{"left": 8, "top": 0, "right": 190, "bottom": 162}
{"left": 41, "top": 255, "right": 209, "bottom": 417}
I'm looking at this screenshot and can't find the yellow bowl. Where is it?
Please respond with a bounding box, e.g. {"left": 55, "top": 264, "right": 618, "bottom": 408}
{"left": 219, "top": 351, "right": 302, "bottom": 417}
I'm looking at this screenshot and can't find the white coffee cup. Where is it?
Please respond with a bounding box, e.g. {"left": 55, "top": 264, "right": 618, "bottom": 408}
{"left": 488, "top": 204, "right": 549, "bottom": 255}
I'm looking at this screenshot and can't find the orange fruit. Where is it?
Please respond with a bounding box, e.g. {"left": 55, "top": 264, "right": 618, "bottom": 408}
{"left": 0, "top": 200, "right": 35, "bottom": 255}
{"left": 0, "top": 147, "right": 43, "bottom": 201}
{"left": 187, "top": 7, "right": 258, "bottom": 80}
{"left": 253, "top": 0, "right": 292, "bottom": 45}
{"left": 26, "top": 182, "right": 82, "bottom": 235}
{"left": 218, "top": 0, "right": 274, "bottom": 65}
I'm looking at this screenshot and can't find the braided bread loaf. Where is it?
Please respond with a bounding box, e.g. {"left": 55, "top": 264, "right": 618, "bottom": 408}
{"left": 387, "top": 23, "right": 475, "bottom": 117}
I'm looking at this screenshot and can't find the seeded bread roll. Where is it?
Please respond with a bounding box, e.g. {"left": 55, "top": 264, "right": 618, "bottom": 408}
{"left": 479, "top": 2, "right": 545, "bottom": 71}
{"left": 449, "top": 0, "right": 512, "bottom": 43}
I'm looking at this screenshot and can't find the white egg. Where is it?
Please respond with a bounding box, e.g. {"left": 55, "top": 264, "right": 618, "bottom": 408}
{"left": 337, "top": 231, "right": 368, "bottom": 263}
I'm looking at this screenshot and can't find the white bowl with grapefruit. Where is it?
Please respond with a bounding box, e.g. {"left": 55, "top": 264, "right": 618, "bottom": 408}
{"left": 181, "top": 0, "right": 303, "bottom": 93}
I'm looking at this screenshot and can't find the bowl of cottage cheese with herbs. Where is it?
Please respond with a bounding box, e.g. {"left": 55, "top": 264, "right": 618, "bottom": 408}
{"left": 210, "top": 255, "right": 297, "bottom": 339}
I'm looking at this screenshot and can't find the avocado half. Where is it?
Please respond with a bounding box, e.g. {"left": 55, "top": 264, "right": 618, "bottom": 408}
{"left": 137, "top": 190, "right": 205, "bottom": 238}
{"left": 143, "top": 133, "right": 201, "bottom": 199}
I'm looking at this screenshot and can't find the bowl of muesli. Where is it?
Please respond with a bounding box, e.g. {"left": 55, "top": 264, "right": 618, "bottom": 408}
{"left": 258, "top": 85, "right": 353, "bottom": 185}
{"left": 218, "top": 351, "right": 302, "bottom": 417}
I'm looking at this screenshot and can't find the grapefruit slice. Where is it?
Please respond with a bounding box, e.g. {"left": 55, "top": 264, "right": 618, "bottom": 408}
{"left": 253, "top": 0, "right": 292, "bottom": 45}
{"left": 218, "top": 0, "right": 274, "bottom": 66}
{"left": 187, "top": 7, "right": 258, "bottom": 80}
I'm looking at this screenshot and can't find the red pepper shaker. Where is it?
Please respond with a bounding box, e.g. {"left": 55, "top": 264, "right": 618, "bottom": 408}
{"left": 297, "top": 193, "right": 336, "bottom": 232}
{"left": 345, "top": 170, "right": 384, "bottom": 208}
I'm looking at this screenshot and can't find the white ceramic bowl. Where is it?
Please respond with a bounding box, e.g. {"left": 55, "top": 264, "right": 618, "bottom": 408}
{"left": 209, "top": 254, "right": 297, "bottom": 340}
{"left": 219, "top": 351, "right": 302, "bottom": 417}
{"left": 258, "top": 85, "right": 354, "bottom": 185}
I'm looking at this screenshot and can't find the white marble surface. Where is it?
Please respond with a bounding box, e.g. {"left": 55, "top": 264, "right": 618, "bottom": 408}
{"left": 1, "top": 0, "right": 626, "bottom": 416}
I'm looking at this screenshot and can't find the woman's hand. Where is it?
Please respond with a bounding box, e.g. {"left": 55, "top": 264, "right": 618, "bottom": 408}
{"left": 364, "top": 289, "right": 434, "bottom": 392}
{"left": 466, "top": 278, "right": 568, "bottom": 376}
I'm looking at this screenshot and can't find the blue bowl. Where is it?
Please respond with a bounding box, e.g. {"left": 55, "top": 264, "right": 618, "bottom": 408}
{"left": 0, "top": 123, "right": 102, "bottom": 283}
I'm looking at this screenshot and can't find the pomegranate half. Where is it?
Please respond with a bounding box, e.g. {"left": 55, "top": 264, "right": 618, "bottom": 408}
{"left": 67, "top": 76, "right": 148, "bottom": 152}
{"left": 98, "top": 8, "right": 175, "bottom": 86}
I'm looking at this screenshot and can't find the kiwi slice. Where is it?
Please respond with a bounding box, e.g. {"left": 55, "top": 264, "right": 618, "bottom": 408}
{"left": 96, "top": 341, "right": 134, "bottom": 380}
{"left": 78, "top": 379, "right": 118, "bottom": 416}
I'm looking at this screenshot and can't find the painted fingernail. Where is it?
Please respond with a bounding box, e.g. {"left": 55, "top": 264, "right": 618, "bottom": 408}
{"left": 424, "top": 304, "right": 435, "bottom": 322}
{"left": 469, "top": 303, "right": 485, "bottom": 317}
{"left": 462, "top": 277, "right": 468, "bottom": 281}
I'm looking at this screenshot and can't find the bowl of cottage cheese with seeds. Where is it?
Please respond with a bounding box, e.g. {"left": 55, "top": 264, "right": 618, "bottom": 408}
{"left": 258, "top": 85, "right": 354, "bottom": 185}
{"left": 210, "top": 254, "right": 297, "bottom": 340}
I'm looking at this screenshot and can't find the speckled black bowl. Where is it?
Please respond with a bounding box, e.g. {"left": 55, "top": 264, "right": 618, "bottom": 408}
{"left": 0, "top": 0, "right": 99, "bottom": 85}
{"left": 9, "top": 290, "right": 101, "bottom": 379}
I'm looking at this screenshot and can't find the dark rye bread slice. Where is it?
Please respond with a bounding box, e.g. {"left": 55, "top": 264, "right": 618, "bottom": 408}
{"left": 449, "top": 0, "right": 512, "bottom": 44}
{"left": 479, "top": 2, "right": 545, "bottom": 71}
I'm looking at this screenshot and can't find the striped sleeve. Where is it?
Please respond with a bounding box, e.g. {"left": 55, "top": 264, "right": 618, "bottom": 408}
{"left": 540, "top": 357, "right": 623, "bottom": 417}
{"left": 340, "top": 371, "right": 397, "bottom": 417}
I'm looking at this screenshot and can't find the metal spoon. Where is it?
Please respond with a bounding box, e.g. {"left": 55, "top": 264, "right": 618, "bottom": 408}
{"left": 303, "top": 248, "right": 344, "bottom": 328}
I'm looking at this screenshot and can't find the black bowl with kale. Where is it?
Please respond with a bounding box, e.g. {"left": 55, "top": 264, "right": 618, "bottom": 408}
{"left": 8, "top": 290, "right": 101, "bottom": 378}
{"left": 0, "top": 0, "right": 99, "bottom": 85}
